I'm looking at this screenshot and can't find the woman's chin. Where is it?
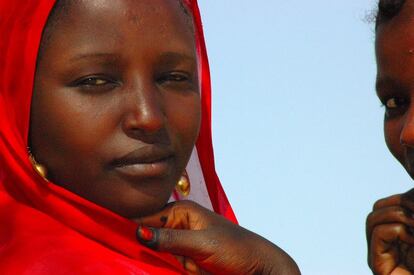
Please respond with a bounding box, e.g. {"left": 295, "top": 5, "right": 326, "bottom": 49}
{"left": 55, "top": 173, "right": 177, "bottom": 220}
{"left": 105, "top": 194, "right": 171, "bottom": 220}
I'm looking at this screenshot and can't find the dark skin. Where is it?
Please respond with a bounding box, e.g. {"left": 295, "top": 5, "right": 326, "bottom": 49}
{"left": 30, "top": 0, "right": 300, "bottom": 274}
{"left": 31, "top": 0, "right": 201, "bottom": 218}
{"left": 368, "top": 1, "right": 414, "bottom": 274}
{"left": 138, "top": 200, "right": 300, "bottom": 275}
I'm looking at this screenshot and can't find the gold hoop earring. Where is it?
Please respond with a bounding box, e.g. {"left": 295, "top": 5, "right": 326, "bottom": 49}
{"left": 28, "top": 150, "right": 48, "bottom": 180}
{"left": 176, "top": 170, "right": 190, "bottom": 196}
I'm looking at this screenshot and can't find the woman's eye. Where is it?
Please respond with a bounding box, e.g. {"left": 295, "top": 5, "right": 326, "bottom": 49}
{"left": 158, "top": 72, "right": 190, "bottom": 83}
{"left": 78, "top": 77, "right": 110, "bottom": 86}
{"left": 70, "top": 76, "right": 119, "bottom": 92}
{"left": 156, "top": 71, "right": 197, "bottom": 92}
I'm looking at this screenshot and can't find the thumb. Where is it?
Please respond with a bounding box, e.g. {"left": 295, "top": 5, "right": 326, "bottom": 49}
{"left": 136, "top": 225, "right": 211, "bottom": 261}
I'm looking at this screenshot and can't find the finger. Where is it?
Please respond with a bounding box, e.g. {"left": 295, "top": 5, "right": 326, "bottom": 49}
{"left": 136, "top": 225, "right": 160, "bottom": 249}
{"left": 137, "top": 203, "right": 177, "bottom": 228}
{"left": 139, "top": 200, "right": 210, "bottom": 230}
{"left": 373, "top": 195, "right": 403, "bottom": 210}
{"left": 136, "top": 225, "right": 210, "bottom": 274}
{"left": 366, "top": 206, "right": 414, "bottom": 241}
{"left": 136, "top": 225, "right": 212, "bottom": 262}
{"left": 174, "top": 255, "right": 208, "bottom": 275}
{"left": 174, "top": 255, "right": 186, "bottom": 269}
{"left": 182, "top": 257, "right": 205, "bottom": 275}
{"left": 401, "top": 188, "right": 414, "bottom": 213}
{"left": 407, "top": 249, "right": 414, "bottom": 273}
{"left": 174, "top": 257, "right": 210, "bottom": 275}
{"left": 370, "top": 223, "right": 414, "bottom": 274}
{"left": 373, "top": 189, "right": 414, "bottom": 212}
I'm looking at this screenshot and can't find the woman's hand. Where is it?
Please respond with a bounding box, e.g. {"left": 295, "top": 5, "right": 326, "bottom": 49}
{"left": 366, "top": 189, "right": 414, "bottom": 275}
{"left": 136, "top": 200, "right": 300, "bottom": 275}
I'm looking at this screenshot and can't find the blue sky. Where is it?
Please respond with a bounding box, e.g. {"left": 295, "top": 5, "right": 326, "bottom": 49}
{"left": 198, "top": 0, "right": 412, "bottom": 274}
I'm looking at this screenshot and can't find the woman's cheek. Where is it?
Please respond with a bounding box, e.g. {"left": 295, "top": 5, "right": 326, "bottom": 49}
{"left": 180, "top": 97, "right": 201, "bottom": 143}
{"left": 168, "top": 95, "right": 201, "bottom": 156}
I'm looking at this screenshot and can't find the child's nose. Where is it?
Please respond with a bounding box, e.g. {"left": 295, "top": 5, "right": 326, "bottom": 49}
{"left": 400, "top": 107, "right": 414, "bottom": 147}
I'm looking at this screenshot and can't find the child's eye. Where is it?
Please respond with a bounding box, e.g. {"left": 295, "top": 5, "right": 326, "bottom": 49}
{"left": 384, "top": 97, "right": 407, "bottom": 109}
{"left": 385, "top": 98, "right": 398, "bottom": 109}
{"left": 382, "top": 96, "right": 409, "bottom": 118}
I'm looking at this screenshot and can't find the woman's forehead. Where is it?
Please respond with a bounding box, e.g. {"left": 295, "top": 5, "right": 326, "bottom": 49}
{"left": 39, "top": 0, "right": 196, "bottom": 60}
{"left": 45, "top": 0, "right": 193, "bottom": 40}
{"left": 51, "top": 0, "right": 191, "bottom": 23}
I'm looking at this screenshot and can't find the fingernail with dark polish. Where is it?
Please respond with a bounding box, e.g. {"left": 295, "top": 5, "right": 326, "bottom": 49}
{"left": 136, "top": 226, "right": 158, "bottom": 249}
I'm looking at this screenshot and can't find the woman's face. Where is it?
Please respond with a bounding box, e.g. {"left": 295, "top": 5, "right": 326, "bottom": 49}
{"left": 30, "top": 0, "right": 201, "bottom": 218}
{"left": 376, "top": 1, "right": 414, "bottom": 179}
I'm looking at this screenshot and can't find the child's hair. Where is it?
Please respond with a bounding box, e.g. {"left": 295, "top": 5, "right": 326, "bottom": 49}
{"left": 376, "top": 0, "right": 406, "bottom": 29}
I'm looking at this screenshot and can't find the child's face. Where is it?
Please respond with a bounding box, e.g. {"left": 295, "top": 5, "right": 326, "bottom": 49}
{"left": 376, "top": 1, "right": 414, "bottom": 179}
{"left": 30, "top": 0, "right": 200, "bottom": 218}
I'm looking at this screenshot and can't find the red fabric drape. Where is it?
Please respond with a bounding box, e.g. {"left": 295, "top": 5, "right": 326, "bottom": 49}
{"left": 0, "top": 0, "right": 236, "bottom": 273}
{"left": 190, "top": 1, "right": 237, "bottom": 223}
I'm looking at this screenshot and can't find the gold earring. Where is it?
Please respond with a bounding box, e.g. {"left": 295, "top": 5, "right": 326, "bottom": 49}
{"left": 176, "top": 170, "right": 190, "bottom": 196}
{"left": 28, "top": 150, "right": 48, "bottom": 180}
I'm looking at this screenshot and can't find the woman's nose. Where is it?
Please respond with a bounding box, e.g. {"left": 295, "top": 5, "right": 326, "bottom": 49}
{"left": 122, "top": 82, "right": 165, "bottom": 137}
{"left": 400, "top": 108, "right": 414, "bottom": 147}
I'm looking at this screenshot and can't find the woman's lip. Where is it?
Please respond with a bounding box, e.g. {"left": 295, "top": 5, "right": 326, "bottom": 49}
{"left": 109, "top": 146, "right": 175, "bottom": 179}
{"left": 111, "top": 146, "right": 174, "bottom": 166}
{"left": 113, "top": 156, "right": 174, "bottom": 179}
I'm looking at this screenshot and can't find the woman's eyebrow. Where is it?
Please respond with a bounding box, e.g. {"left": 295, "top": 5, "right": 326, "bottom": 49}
{"left": 69, "top": 52, "right": 195, "bottom": 64}
{"left": 158, "top": 52, "right": 196, "bottom": 64}
{"left": 69, "top": 52, "right": 120, "bottom": 62}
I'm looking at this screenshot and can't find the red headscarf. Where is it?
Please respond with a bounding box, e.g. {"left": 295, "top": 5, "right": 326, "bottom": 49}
{"left": 0, "top": 1, "right": 236, "bottom": 273}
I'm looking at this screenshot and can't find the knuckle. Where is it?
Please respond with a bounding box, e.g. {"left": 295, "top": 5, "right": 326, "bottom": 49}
{"left": 373, "top": 194, "right": 402, "bottom": 210}
{"left": 366, "top": 211, "right": 375, "bottom": 226}
{"left": 372, "top": 223, "right": 401, "bottom": 237}
{"left": 370, "top": 224, "right": 398, "bottom": 245}
{"left": 174, "top": 200, "right": 199, "bottom": 212}
{"left": 392, "top": 224, "right": 405, "bottom": 236}
{"left": 395, "top": 207, "right": 409, "bottom": 221}
{"left": 373, "top": 198, "right": 387, "bottom": 210}
{"left": 179, "top": 200, "right": 195, "bottom": 207}
{"left": 160, "top": 229, "right": 177, "bottom": 250}
{"left": 371, "top": 225, "right": 385, "bottom": 237}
